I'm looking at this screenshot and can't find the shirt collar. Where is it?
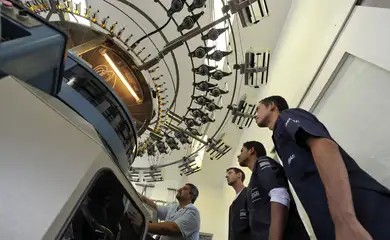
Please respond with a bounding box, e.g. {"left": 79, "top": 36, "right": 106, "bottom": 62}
{"left": 232, "top": 188, "right": 245, "bottom": 202}
{"left": 274, "top": 114, "right": 283, "bottom": 132}
{"left": 272, "top": 114, "right": 285, "bottom": 140}
{"left": 176, "top": 202, "right": 194, "bottom": 210}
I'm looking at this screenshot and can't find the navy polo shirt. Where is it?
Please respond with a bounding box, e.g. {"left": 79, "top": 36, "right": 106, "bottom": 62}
{"left": 247, "top": 156, "right": 309, "bottom": 240}
{"left": 272, "top": 108, "right": 390, "bottom": 239}
{"left": 229, "top": 188, "right": 251, "bottom": 240}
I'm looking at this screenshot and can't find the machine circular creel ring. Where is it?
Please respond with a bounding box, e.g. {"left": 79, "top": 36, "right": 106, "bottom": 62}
{"left": 60, "top": 52, "right": 138, "bottom": 171}
{"left": 20, "top": 0, "right": 241, "bottom": 177}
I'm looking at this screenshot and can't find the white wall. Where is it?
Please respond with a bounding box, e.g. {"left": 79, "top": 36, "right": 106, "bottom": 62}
{"left": 300, "top": 6, "right": 390, "bottom": 188}
{"left": 313, "top": 55, "right": 390, "bottom": 187}
{"left": 237, "top": 0, "right": 358, "bottom": 153}
{"left": 195, "top": 186, "right": 226, "bottom": 238}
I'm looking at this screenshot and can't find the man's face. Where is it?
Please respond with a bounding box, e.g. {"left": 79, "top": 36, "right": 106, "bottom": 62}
{"left": 237, "top": 146, "right": 252, "bottom": 167}
{"left": 255, "top": 103, "right": 272, "bottom": 127}
{"left": 176, "top": 184, "right": 192, "bottom": 202}
{"left": 225, "top": 169, "right": 240, "bottom": 186}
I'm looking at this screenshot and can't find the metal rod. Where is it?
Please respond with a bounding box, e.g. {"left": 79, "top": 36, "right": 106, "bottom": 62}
{"left": 132, "top": 145, "right": 206, "bottom": 170}
{"left": 167, "top": 110, "right": 183, "bottom": 123}
{"left": 164, "top": 122, "right": 208, "bottom": 145}
{"left": 45, "top": 12, "right": 52, "bottom": 20}
{"left": 69, "top": 35, "right": 107, "bottom": 56}
{"left": 255, "top": 53, "right": 260, "bottom": 87}
{"left": 48, "top": 0, "right": 65, "bottom": 21}
{"left": 139, "top": 14, "right": 230, "bottom": 70}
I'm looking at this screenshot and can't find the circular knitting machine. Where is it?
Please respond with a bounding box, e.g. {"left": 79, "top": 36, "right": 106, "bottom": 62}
{"left": 21, "top": 0, "right": 270, "bottom": 182}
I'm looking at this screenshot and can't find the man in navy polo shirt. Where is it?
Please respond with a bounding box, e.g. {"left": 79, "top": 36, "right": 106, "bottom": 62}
{"left": 255, "top": 95, "right": 390, "bottom": 240}
{"left": 237, "top": 141, "right": 309, "bottom": 240}
{"left": 226, "top": 167, "right": 251, "bottom": 240}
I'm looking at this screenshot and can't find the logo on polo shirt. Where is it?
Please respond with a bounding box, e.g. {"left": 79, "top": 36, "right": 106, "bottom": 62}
{"left": 251, "top": 188, "right": 261, "bottom": 203}
{"left": 239, "top": 210, "right": 247, "bottom": 217}
{"left": 258, "top": 160, "right": 271, "bottom": 170}
{"left": 288, "top": 154, "right": 295, "bottom": 165}
{"left": 285, "top": 118, "right": 300, "bottom": 127}
{"left": 239, "top": 209, "right": 247, "bottom": 219}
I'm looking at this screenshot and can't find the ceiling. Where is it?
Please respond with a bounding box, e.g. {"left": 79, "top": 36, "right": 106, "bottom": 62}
{"left": 31, "top": 0, "right": 293, "bottom": 187}
{"left": 108, "top": 0, "right": 294, "bottom": 187}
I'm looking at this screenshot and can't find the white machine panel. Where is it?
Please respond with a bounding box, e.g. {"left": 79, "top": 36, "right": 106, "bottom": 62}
{"left": 0, "top": 76, "right": 149, "bottom": 239}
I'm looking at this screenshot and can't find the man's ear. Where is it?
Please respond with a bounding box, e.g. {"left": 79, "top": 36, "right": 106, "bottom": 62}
{"left": 249, "top": 147, "right": 255, "bottom": 155}
{"left": 269, "top": 102, "right": 277, "bottom": 112}
{"left": 237, "top": 172, "right": 242, "bottom": 180}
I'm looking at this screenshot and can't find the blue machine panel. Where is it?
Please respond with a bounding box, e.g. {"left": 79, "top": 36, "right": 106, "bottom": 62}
{"left": 0, "top": 1, "right": 67, "bottom": 95}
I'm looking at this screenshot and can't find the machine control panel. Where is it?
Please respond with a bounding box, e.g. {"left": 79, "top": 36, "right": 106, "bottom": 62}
{"left": 0, "top": 0, "right": 42, "bottom": 27}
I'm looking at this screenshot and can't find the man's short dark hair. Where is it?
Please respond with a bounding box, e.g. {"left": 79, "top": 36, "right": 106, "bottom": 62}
{"left": 226, "top": 167, "right": 245, "bottom": 182}
{"left": 260, "top": 95, "right": 289, "bottom": 112}
{"left": 186, "top": 183, "right": 199, "bottom": 203}
{"left": 243, "top": 141, "right": 266, "bottom": 158}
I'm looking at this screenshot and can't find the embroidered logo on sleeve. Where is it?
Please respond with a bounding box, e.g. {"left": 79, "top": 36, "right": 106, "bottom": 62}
{"left": 285, "top": 118, "right": 300, "bottom": 127}
{"left": 239, "top": 209, "right": 247, "bottom": 219}
{"left": 258, "top": 160, "right": 271, "bottom": 170}
{"left": 288, "top": 154, "right": 295, "bottom": 165}
{"left": 251, "top": 188, "right": 261, "bottom": 203}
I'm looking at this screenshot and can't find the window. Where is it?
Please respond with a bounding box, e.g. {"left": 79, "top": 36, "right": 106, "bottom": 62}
{"left": 59, "top": 170, "right": 146, "bottom": 240}
{"left": 205, "top": 0, "right": 235, "bottom": 69}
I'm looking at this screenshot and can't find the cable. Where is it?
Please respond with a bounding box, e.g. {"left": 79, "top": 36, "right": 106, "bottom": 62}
{"left": 131, "top": 17, "right": 172, "bottom": 48}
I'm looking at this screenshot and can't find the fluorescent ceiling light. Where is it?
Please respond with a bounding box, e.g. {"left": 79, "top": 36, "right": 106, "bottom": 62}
{"left": 194, "top": 147, "right": 205, "bottom": 168}
{"left": 103, "top": 52, "right": 141, "bottom": 103}
{"left": 191, "top": 135, "right": 208, "bottom": 168}
{"left": 205, "top": 0, "right": 235, "bottom": 69}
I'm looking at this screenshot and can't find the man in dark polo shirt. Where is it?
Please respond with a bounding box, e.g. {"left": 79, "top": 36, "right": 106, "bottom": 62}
{"left": 226, "top": 167, "right": 250, "bottom": 240}
{"left": 254, "top": 95, "right": 390, "bottom": 239}
{"left": 238, "top": 141, "right": 309, "bottom": 240}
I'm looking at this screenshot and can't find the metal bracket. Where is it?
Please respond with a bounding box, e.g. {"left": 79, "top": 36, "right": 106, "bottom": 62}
{"left": 228, "top": 94, "right": 256, "bottom": 129}
{"left": 235, "top": 51, "right": 270, "bottom": 87}
{"left": 139, "top": 14, "right": 230, "bottom": 70}
{"left": 222, "top": 0, "right": 257, "bottom": 14}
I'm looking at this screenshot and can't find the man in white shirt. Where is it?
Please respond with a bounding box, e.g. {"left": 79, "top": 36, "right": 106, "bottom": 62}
{"left": 140, "top": 183, "right": 200, "bottom": 240}
{"left": 226, "top": 167, "right": 251, "bottom": 240}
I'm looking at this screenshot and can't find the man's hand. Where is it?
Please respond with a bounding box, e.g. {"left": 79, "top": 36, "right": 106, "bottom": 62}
{"left": 335, "top": 218, "right": 372, "bottom": 240}
{"left": 139, "top": 194, "right": 157, "bottom": 210}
